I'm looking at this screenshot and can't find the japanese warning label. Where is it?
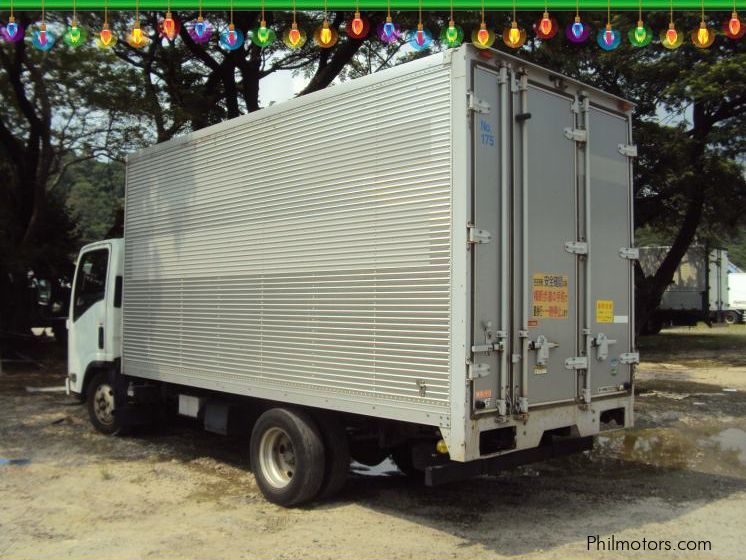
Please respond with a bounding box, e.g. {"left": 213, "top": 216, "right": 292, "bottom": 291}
{"left": 532, "top": 273, "right": 569, "bottom": 319}
{"left": 596, "top": 300, "right": 614, "bottom": 323}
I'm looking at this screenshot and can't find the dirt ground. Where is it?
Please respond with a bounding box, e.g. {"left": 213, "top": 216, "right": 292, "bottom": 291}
{"left": 2, "top": 326, "right": 746, "bottom": 559}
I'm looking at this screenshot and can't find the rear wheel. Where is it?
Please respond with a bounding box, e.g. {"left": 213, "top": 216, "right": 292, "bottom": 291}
{"left": 86, "top": 371, "right": 122, "bottom": 435}
{"left": 250, "top": 408, "right": 325, "bottom": 507}
{"left": 723, "top": 310, "right": 740, "bottom": 325}
{"left": 316, "top": 415, "right": 350, "bottom": 500}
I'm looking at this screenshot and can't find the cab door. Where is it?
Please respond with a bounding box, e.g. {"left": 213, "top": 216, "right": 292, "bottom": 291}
{"left": 68, "top": 246, "right": 110, "bottom": 389}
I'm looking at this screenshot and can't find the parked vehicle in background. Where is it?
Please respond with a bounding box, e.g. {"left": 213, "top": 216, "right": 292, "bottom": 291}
{"left": 639, "top": 246, "right": 740, "bottom": 333}
{"left": 728, "top": 272, "right": 746, "bottom": 322}
{"left": 65, "top": 45, "right": 637, "bottom": 506}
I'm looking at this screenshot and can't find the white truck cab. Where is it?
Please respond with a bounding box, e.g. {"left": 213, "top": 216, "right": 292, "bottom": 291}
{"left": 66, "top": 238, "right": 124, "bottom": 398}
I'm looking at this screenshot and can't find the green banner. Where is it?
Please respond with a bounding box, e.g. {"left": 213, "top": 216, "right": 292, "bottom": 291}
{"left": 4, "top": 1, "right": 740, "bottom": 9}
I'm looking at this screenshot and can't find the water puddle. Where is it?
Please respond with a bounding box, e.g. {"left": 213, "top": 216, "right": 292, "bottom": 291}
{"left": 596, "top": 424, "right": 746, "bottom": 477}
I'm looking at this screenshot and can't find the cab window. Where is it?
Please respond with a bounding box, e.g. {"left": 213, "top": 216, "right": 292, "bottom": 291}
{"left": 73, "top": 249, "right": 109, "bottom": 321}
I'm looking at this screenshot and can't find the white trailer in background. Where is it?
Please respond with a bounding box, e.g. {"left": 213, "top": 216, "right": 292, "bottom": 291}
{"left": 66, "top": 45, "right": 636, "bottom": 506}
{"left": 728, "top": 272, "right": 746, "bottom": 321}
{"left": 639, "top": 246, "right": 741, "bottom": 332}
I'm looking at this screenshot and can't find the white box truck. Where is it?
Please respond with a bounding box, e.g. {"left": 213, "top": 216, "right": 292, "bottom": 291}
{"left": 639, "top": 246, "right": 740, "bottom": 331}
{"left": 66, "top": 45, "right": 637, "bottom": 506}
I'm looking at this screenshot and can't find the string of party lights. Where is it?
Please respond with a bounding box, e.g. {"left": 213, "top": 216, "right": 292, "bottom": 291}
{"left": 1, "top": 1, "right": 743, "bottom": 52}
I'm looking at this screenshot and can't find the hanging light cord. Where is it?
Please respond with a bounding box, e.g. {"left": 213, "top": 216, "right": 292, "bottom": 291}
{"left": 575, "top": 0, "right": 579, "bottom": 19}
{"left": 670, "top": 0, "right": 674, "bottom": 24}
{"left": 481, "top": 0, "right": 485, "bottom": 24}
{"left": 418, "top": 0, "right": 422, "bottom": 26}
{"left": 638, "top": 0, "right": 642, "bottom": 22}
{"left": 292, "top": 0, "right": 296, "bottom": 24}
{"left": 607, "top": 0, "right": 611, "bottom": 25}
{"left": 386, "top": 0, "right": 390, "bottom": 20}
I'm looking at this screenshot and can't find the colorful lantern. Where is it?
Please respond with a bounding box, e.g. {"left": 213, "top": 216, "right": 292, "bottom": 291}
{"left": 251, "top": 20, "right": 276, "bottom": 47}
{"left": 188, "top": 17, "right": 213, "bottom": 44}
{"left": 313, "top": 19, "right": 338, "bottom": 47}
{"left": 503, "top": 21, "right": 526, "bottom": 48}
{"left": 691, "top": 0, "right": 716, "bottom": 47}
{"left": 62, "top": 0, "right": 87, "bottom": 47}
{"left": 219, "top": 23, "right": 244, "bottom": 50}
{"left": 691, "top": 19, "right": 715, "bottom": 47}
{"left": 628, "top": 1, "right": 652, "bottom": 47}
{"left": 159, "top": 11, "right": 181, "bottom": 41}
{"left": 31, "top": 23, "right": 56, "bottom": 51}
{"left": 283, "top": 21, "right": 306, "bottom": 48}
{"left": 566, "top": 15, "right": 590, "bottom": 44}
{"left": 95, "top": 0, "right": 117, "bottom": 48}
{"left": 471, "top": 0, "right": 494, "bottom": 49}
{"left": 534, "top": 8, "right": 558, "bottom": 40}
{"left": 596, "top": 0, "right": 620, "bottom": 51}
{"left": 471, "top": 21, "right": 495, "bottom": 48}
{"left": 377, "top": 0, "right": 400, "bottom": 43}
{"left": 127, "top": 22, "right": 150, "bottom": 48}
{"left": 188, "top": 0, "right": 213, "bottom": 44}
{"left": 439, "top": 0, "right": 462, "bottom": 47}
{"left": 503, "top": 0, "right": 526, "bottom": 49}
{"left": 346, "top": 10, "right": 370, "bottom": 39}
{"left": 63, "top": 20, "right": 88, "bottom": 47}
{"left": 407, "top": 22, "right": 432, "bottom": 50}
{"left": 725, "top": 9, "right": 744, "bottom": 38}
{"left": 1, "top": 0, "right": 24, "bottom": 43}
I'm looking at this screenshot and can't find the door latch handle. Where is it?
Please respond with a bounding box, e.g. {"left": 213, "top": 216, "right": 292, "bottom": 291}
{"left": 98, "top": 325, "right": 104, "bottom": 350}
{"left": 593, "top": 333, "right": 617, "bottom": 361}
{"left": 529, "top": 334, "right": 558, "bottom": 366}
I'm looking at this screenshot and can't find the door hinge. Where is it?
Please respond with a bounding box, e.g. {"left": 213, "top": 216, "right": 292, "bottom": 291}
{"left": 619, "top": 352, "right": 640, "bottom": 365}
{"left": 467, "top": 91, "right": 490, "bottom": 114}
{"left": 619, "top": 247, "right": 639, "bottom": 260}
{"left": 565, "top": 241, "right": 589, "bottom": 255}
{"left": 468, "top": 363, "right": 490, "bottom": 379}
{"left": 618, "top": 144, "right": 638, "bottom": 157}
{"left": 468, "top": 225, "right": 492, "bottom": 244}
{"left": 563, "top": 127, "right": 587, "bottom": 143}
{"left": 472, "top": 342, "right": 504, "bottom": 353}
{"left": 565, "top": 356, "right": 589, "bottom": 370}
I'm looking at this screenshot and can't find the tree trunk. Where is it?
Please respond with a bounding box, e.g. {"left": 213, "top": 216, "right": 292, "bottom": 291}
{"left": 635, "top": 102, "right": 711, "bottom": 336}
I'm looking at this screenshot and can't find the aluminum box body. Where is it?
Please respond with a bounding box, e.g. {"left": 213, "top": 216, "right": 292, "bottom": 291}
{"left": 123, "top": 46, "right": 635, "bottom": 462}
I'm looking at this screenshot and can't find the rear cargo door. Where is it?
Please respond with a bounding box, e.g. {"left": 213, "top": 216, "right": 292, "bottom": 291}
{"left": 469, "top": 66, "right": 508, "bottom": 415}
{"left": 517, "top": 83, "right": 579, "bottom": 406}
{"left": 587, "top": 107, "right": 634, "bottom": 396}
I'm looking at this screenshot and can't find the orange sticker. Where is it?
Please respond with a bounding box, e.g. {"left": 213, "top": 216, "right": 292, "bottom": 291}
{"left": 475, "top": 389, "right": 492, "bottom": 399}
{"left": 532, "top": 273, "right": 569, "bottom": 320}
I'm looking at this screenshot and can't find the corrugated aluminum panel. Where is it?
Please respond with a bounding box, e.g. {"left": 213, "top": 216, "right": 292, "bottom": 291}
{"left": 123, "top": 60, "right": 453, "bottom": 418}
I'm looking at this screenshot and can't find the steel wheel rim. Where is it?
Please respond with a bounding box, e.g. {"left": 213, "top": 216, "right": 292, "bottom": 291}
{"left": 259, "top": 427, "right": 296, "bottom": 489}
{"left": 94, "top": 383, "right": 115, "bottom": 426}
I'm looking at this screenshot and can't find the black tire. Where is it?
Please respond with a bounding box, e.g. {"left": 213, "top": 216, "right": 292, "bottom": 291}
{"left": 316, "top": 415, "right": 350, "bottom": 500}
{"left": 86, "top": 371, "right": 122, "bottom": 435}
{"left": 250, "top": 408, "right": 326, "bottom": 507}
{"left": 350, "top": 441, "right": 389, "bottom": 467}
{"left": 723, "top": 311, "right": 740, "bottom": 325}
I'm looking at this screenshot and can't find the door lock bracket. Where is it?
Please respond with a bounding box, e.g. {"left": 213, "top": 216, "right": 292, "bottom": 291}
{"left": 468, "top": 225, "right": 492, "bottom": 244}
{"left": 467, "top": 91, "right": 490, "bottom": 114}
{"left": 529, "top": 334, "right": 558, "bottom": 366}
{"left": 468, "top": 363, "right": 490, "bottom": 379}
{"left": 593, "top": 333, "right": 618, "bottom": 361}
{"left": 619, "top": 352, "right": 640, "bottom": 365}
{"left": 619, "top": 247, "right": 639, "bottom": 260}
{"left": 565, "top": 356, "right": 589, "bottom": 370}
{"left": 565, "top": 241, "right": 589, "bottom": 255}
{"left": 564, "top": 127, "right": 587, "bottom": 143}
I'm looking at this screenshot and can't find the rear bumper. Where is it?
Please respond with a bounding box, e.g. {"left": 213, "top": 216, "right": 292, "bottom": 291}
{"left": 425, "top": 435, "right": 594, "bottom": 486}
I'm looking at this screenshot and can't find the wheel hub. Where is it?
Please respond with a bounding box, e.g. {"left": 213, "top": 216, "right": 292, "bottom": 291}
{"left": 259, "top": 427, "right": 296, "bottom": 489}
{"left": 93, "top": 383, "right": 115, "bottom": 426}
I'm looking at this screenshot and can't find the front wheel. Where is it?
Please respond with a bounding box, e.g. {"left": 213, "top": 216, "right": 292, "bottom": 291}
{"left": 86, "top": 371, "right": 123, "bottom": 435}
{"left": 250, "top": 408, "right": 326, "bottom": 507}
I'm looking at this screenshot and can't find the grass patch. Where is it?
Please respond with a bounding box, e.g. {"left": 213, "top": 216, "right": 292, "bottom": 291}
{"left": 639, "top": 324, "right": 746, "bottom": 367}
